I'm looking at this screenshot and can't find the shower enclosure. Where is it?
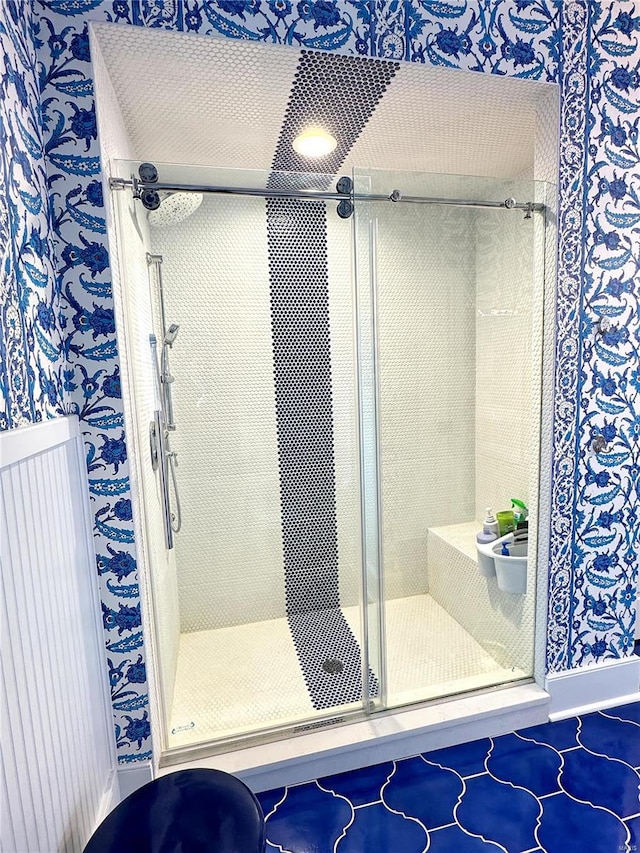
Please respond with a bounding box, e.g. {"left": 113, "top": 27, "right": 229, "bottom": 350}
{"left": 110, "top": 158, "right": 552, "bottom": 759}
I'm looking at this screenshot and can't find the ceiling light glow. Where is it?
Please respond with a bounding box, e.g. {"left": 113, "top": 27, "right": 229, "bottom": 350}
{"left": 292, "top": 127, "right": 337, "bottom": 158}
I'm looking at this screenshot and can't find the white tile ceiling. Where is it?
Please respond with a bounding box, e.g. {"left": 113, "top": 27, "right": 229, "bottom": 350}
{"left": 92, "top": 23, "right": 557, "bottom": 182}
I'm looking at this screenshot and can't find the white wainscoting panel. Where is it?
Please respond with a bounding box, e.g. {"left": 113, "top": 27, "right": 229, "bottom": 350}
{"left": 1, "top": 416, "right": 118, "bottom": 852}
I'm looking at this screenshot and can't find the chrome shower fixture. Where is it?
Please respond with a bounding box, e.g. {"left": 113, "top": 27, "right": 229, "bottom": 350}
{"left": 147, "top": 191, "right": 204, "bottom": 228}
{"left": 109, "top": 161, "right": 546, "bottom": 226}
{"left": 164, "top": 323, "right": 180, "bottom": 346}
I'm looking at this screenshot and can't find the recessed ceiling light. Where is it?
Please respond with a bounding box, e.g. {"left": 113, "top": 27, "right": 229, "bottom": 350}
{"left": 292, "top": 127, "right": 337, "bottom": 158}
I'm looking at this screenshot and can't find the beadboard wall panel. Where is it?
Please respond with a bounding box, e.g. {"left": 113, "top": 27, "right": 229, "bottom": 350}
{"left": 0, "top": 417, "right": 118, "bottom": 852}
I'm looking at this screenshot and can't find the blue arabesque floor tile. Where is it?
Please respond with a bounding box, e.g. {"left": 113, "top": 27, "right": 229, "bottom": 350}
{"left": 258, "top": 701, "right": 640, "bottom": 853}
{"left": 337, "top": 802, "right": 427, "bottom": 852}
{"left": 456, "top": 772, "right": 540, "bottom": 852}
{"left": 426, "top": 823, "right": 506, "bottom": 851}
{"left": 382, "top": 756, "right": 463, "bottom": 829}
{"left": 426, "top": 737, "right": 491, "bottom": 778}
{"left": 560, "top": 747, "right": 640, "bottom": 818}
{"left": 517, "top": 715, "right": 579, "bottom": 750}
{"left": 536, "top": 790, "right": 630, "bottom": 853}
{"left": 487, "top": 732, "right": 561, "bottom": 797}
{"left": 578, "top": 711, "right": 640, "bottom": 767}
{"left": 319, "top": 762, "right": 394, "bottom": 806}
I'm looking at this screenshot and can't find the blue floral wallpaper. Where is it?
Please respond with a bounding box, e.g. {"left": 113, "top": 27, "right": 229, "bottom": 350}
{"left": 546, "top": 1, "right": 639, "bottom": 673}
{"left": 0, "top": 0, "right": 637, "bottom": 763}
{"left": 569, "top": 2, "right": 639, "bottom": 665}
{"left": 0, "top": 0, "right": 63, "bottom": 428}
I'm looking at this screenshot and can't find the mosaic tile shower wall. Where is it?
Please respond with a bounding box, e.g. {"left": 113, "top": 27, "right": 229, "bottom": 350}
{"left": 0, "top": 0, "right": 637, "bottom": 761}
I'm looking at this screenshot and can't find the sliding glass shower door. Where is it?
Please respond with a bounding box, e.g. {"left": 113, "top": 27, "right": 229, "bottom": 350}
{"left": 113, "top": 159, "right": 549, "bottom": 754}
{"left": 115, "top": 163, "right": 377, "bottom": 752}
{"left": 353, "top": 168, "right": 548, "bottom": 710}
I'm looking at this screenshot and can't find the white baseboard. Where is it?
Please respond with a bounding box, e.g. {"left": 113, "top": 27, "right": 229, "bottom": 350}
{"left": 546, "top": 655, "right": 640, "bottom": 720}
{"left": 158, "top": 683, "right": 550, "bottom": 792}
{"left": 95, "top": 770, "right": 120, "bottom": 825}
{"left": 117, "top": 762, "right": 154, "bottom": 800}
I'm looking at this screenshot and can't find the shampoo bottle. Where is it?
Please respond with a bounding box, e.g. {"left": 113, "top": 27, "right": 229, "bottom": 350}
{"left": 484, "top": 508, "right": 499, "bottom": 537}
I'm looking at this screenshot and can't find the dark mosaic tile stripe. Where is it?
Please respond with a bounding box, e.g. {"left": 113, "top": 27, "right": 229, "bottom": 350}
{"left": 288, "top": 609, "right": 377, "bottom": 711}
{"left": 265, "top": 51, "right": 397, "bottom": 709}
{"left": 265, "top": 196, "right": 377, "bottom": 708}
{"left": 270, "top": 50, "right": 399, "bottom": 181}
{"left": 266, "top": 197, "right": 339, "bottom": 617}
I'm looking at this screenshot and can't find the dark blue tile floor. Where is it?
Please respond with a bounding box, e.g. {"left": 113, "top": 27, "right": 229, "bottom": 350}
{"left": 257, "top": 702, "right": 640, "bottom": 852}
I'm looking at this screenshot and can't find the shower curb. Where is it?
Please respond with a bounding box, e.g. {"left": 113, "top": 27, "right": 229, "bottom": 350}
{"left": 158, "top": 682, "right": 550, "bottom": 792}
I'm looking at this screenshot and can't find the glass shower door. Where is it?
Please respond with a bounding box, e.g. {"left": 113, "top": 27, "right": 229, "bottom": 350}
{"left": 114, "top": 161, "right": 376, "bottom": 751}
{"left": 353, "top": 168, "right": 548, "bottom": 711}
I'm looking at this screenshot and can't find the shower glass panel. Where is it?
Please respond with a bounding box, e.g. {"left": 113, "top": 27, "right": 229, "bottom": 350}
{"left": 113, "top": 157, "right": 551, "bottom": 755}
{"left": 353, "top": 168, "right": 548, "bottom": 710}
{"left": 114, "top": 162, "right": 373, "bottom": 751}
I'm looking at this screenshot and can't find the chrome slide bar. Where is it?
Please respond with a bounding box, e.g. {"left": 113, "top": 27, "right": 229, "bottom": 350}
{"left": 149, "top": 334, "right": 179, "bottom": 550}
{"left": 110, "top": 176, "right": 544, "bottom": 213}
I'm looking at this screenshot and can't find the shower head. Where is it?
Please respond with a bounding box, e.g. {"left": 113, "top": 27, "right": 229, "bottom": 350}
{"left": 164, "top": 324, "right": 180, "bottom": 346}
{"left": 147, "top": 191, "right": 204, "bottom": 228}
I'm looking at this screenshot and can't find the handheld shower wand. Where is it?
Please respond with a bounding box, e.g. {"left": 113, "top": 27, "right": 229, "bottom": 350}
{"left": 164, "top": 323, "right": 180, "bottom": 346}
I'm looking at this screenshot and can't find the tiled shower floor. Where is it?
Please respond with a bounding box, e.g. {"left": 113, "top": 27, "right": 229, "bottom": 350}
{"left": 168, "top": 594, "right": 524, "bottom": 748}
{"left": 257, "top": 701, "right": 640, "bottom": 853}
